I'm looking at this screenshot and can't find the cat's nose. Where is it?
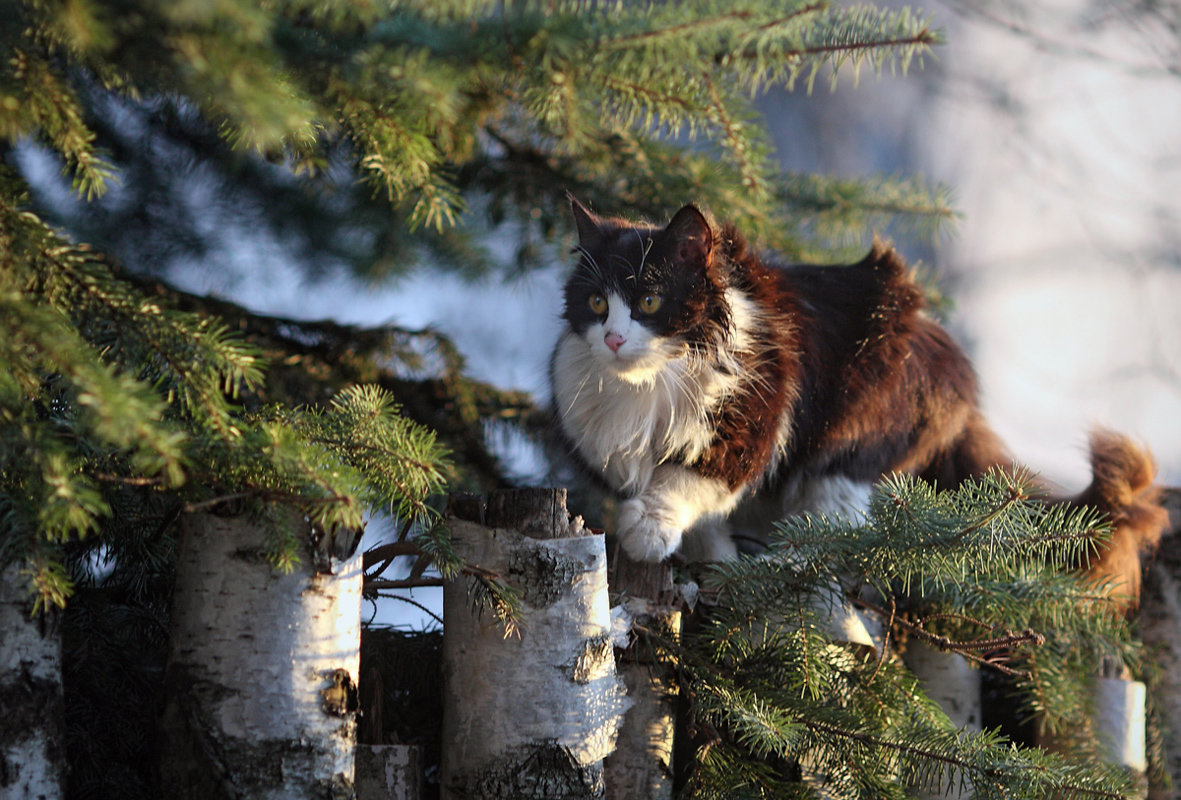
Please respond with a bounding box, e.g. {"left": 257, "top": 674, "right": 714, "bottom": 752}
{"left": 604, "top": 332, "right": 626, "bottom": 353}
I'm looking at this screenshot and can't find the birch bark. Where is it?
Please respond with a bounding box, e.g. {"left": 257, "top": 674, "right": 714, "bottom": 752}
{"left": 0, "top": 563, "right": 65, "bottom": 800}
{"left": 159, "top": 510, "right": 362, "bottom": 800}
{"left": 440, "top": 489, "right": 629, "bottom": 800}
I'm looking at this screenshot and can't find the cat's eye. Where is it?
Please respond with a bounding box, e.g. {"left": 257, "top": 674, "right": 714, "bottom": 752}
{"left": 639, "top": 294, "right": 663, "bottom": 314}
{"left": 588, "top": 294, "right": 608, "bottom": 315}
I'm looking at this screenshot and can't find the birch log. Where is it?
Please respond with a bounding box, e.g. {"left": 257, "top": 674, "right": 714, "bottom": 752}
{"left": 159, "top": 510, "right": 363, "bottom": 800}
{"left": 355, "top": 745, "right": 421, "bottom": 800}
{"left": 604, "top": 555, "right": 679, "bottom": 800}
{"left": 904, "top": 642, "right": 981, "bottom": 800}
{"left": 440, "top": 489, "right": 629, "bottom": 800}
{"left": 0, "top": 563, "right": 65, "bottom": 800}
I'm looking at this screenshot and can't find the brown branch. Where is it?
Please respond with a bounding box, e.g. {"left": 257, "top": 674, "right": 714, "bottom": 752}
{"left": 603, "top": 6, "right": 825, "bottom": 50}
{"left": 182, "top": 491, "right": 256, "bottom": 513}
{"left": 363, "top": 540, "right": 422, "bottom": 570}
{"left": 92, "top": 472, "right": 164, "bottom": 486}
{"left": 603, "top": 10, "right": 756, "bottom": 48}
{"left": 869, "top": 594, "right": 895, "bottom": 683}
{"left": 363, "top": 559, "right": 502, "bottom": 592}
{"left": 366, "top": 577, "right": 445, "bottom": 590}
{"left": 182, "top": 488, "right": 351, "bottom": 514}
{"left": 852, "top": 596, "right": 1044, "bottom": 678}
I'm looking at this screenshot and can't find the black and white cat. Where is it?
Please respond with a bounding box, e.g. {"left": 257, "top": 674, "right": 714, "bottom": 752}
{"left": 550, "top": 199, "right": 1165, "bottom": 603}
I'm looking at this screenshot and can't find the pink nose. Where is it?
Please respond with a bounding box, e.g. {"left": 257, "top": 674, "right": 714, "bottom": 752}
{"left": 604, "top": 332, "right": 626, "bottom": 353}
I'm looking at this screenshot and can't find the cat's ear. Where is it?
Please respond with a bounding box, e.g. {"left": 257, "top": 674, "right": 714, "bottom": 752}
{"left": 665, "top": 205, "right": 714, "bottom": 267}
{"left": 569, "top": 196, "right": 603, "bottom": 246}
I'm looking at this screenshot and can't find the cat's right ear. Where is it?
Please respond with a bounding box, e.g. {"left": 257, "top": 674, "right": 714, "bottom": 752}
{"left": 569, "top": 196, "right": 603, "bottom": 247}
{"left": 665, "top": 204, "right": 714, "bottom": 268}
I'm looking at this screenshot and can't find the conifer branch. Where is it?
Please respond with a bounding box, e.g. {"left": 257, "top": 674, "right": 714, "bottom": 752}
{"left": 802, "top": 719, "right": 1129, "bottom": 799}
{"left": 603, "top": 10, "right": 766, "bottom": 49}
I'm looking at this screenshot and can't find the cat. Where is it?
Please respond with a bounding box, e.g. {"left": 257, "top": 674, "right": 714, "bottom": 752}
{"left": 550, "top": 198, "right": 1167, "bottom": 606}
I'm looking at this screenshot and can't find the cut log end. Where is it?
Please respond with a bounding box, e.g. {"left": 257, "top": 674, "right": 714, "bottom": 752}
{"left": 448, "top": 488, "right": 575, "bottom": 540}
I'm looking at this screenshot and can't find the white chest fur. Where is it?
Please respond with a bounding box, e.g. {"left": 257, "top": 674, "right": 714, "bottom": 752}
{"left": 552, "top": 328, "right": 728, "bottom": 495}
{"left": 552, "top": 288, "right": 769, "bottom": 498}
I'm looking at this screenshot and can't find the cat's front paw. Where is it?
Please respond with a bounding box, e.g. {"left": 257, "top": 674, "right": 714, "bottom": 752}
{"left": 617, "top": 498, "right": 682, "bottom": 562}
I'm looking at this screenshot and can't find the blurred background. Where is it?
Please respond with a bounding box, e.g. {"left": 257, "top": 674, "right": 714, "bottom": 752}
{"left": 13, "top": 0, "right": 1180, "bottom": 627}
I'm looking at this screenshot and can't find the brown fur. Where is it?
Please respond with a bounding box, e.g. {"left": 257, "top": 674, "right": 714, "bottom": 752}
{"left": 556, "top": 201, "right": 1168, "bottom": 598}
{"left": 1067, "top": 430, "right": 1168, "bottom": 610}
{"left": 731, "top": 226, "right": 1166, "bottom": 607}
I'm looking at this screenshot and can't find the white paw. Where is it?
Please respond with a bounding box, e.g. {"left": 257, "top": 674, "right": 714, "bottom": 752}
{"left": 617, "top": 498, "right": 681, "bottom": 562}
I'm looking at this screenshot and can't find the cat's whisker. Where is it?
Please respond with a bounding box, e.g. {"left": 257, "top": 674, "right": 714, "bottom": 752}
{"left": 634, "top": 230, "right": 653, "bottom": 282}
{"left": 562, "top": 370, "right": 596, "bottom": 418}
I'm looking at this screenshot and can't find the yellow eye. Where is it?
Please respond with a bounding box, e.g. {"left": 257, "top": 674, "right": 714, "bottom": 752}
{"left": 639, "top": 294, "right": 662, "bottom": 314}
{"left": 588, "top": 294, "right": 608, "bottom": 314}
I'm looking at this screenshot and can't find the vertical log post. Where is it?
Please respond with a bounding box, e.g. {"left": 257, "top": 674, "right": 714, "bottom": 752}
{"left": 0, "top": 563, "right": 65, "bottom": 800}
{"left": 440, "top": 489, "right": 629, "bottom": 800}
{"left": 604, "top": 555, "right": 681, "bottom": 800}
{"left": 904, "top": 643, "right": 982, "bottom": 800}
{"left": 355, "top": 745, "right": 421, "bottom": 800}
{"left": 1141, "top": 490, "right": 1180, "bottom": 798}
{"left": 1093, "top": 671, "right": 1147, "bottom": 777}
{"left": 160, "top": 509, "right": 363, "bottom": 800}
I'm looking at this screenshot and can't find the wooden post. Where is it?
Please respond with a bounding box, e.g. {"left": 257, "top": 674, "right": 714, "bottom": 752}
{"left": 355, "top": 745, "right": 421, "bottom": 800}
{"left": 604, "top": 554, "right": 681, "bottom": 800}
{"left": 159, "top": 509, "right": 363, "bottom": 799}
{"left": 1137, "top": 487, "right": 1180, "bottom": 798}
{"left": 0, "top": 563, "right": 65, "bottom": 800}
{"left": 440, "top": 489, "right": 629, "bottom": 800}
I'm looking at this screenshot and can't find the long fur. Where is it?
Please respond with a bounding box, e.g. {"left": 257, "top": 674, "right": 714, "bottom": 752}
{"left": 1068, "top": 430, "right": 1168, "bottom": 609}
{"left": 551, "top": 199, "right": 1167, "bottom": 606}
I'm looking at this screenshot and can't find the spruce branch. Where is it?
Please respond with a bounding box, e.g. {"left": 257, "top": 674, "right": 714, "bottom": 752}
{"left": 674, "top": 467, "right": 1144, "bottom": 796}
{"left": 802, "top": 718, "right": 1132, "bottom": 800}
{"left": 1, "top": 46, "right": 117, "bottom": 198}
{"left": 466, "top": 569, "right": 525, "bottom": 639}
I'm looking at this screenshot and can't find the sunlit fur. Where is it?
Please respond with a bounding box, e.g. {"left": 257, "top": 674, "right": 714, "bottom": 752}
{"left": 1068, "top": 430, "right": 1169, "bottom": 611}
{"left": 551, "top": 199, "right": 1168, "bottom": 599}
{"left": 552, "top": 328, "right": 727, "bottom": 495}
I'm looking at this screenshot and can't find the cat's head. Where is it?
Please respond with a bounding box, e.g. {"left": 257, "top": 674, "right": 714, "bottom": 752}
{"left": 562, "top": 198, "right": 731, "bottom": 384}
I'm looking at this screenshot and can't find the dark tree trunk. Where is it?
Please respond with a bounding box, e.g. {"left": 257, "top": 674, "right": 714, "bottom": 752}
{"left": 604, "top": 555, "right": 679, "bottom": 800}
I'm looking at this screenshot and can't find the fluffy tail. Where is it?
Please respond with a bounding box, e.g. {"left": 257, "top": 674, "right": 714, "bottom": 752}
{"left": 1069, "top": 430, "right": 1169, "bottom": 612}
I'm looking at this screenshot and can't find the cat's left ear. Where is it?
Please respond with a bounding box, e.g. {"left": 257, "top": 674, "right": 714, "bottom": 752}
{"left": 664, "top": 205, "right": 714, "bottom": 267}
{"left": 569, "top": 195, "right": 603, "bottom": 246}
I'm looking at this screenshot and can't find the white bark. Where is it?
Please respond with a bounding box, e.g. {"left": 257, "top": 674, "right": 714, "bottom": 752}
{"left": 441, "top": 490, "right": 630, "bottom": 800}
{"left": 0, "top": 563, "right": 64, "bottom": 800}
{"left": 160, "top": 510, "right": 363, "bottom": 800}
{"left": 1093, "top": 678, "right": 1147, "bottom": 774}
{"left": 904, "top": 642, "right": 981, "bottom": 800}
